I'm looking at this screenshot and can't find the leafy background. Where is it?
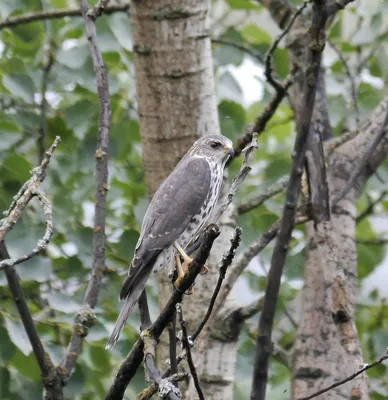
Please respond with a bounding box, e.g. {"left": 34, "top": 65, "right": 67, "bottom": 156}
{"left": 0, "top": 0, "right": 387, "bottom": 399}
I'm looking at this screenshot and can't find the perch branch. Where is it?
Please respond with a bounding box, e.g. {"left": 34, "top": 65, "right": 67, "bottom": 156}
{"left": 0, "top": 5, "right": 129, "bottom": 30}
{"left": 176, "top": 303, "right": 204, "bottom": 400}
{"left": 251, "top": 1, "right": 329, "bottom": 397}
{"left": 298, "top": 350, "right": 388, "bottom": 400}
{"left": 136, "top": 373, "right": 188, "bottom": 400}
{"left": 60, "top": 0, "right": 110, "bottom": 380}
{"left": 105, "top": 225, "right": 220, "bottom": 400}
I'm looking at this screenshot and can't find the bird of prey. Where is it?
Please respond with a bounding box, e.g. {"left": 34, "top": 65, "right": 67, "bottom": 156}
{"left": 106, "top": 134, "right": 234, "bottom": 349}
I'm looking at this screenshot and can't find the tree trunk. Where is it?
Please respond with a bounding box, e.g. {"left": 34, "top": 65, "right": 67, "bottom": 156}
{"left": 130, "top": 1, "right": 238, "bottom": 398}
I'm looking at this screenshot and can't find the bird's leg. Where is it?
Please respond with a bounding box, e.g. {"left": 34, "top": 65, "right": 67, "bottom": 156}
{"left": 174, "top": 256, "right": 194, "bottom": 294}
{"left": 174, "top": 242, "right": 209, "bottom": 275}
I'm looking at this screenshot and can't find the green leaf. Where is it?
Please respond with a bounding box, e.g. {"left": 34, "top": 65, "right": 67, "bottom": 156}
{"left": 4, "top": 317, "right": 32, "bottom": 356}
{"left": 2, "top": 74, "right": 35, "bottom": 103}
{"left": 1, "top": 153, "right": 33, "bottom": 183}
{"left": 108, "top": 13, "right": 133, "bottom": 51}
{"left": 56, "top": 44, "right": 89, "bottom": 69}
{"left": 219, "top": 100, "right": 246, "bottom": 142}
{"left": 0, "top": 114, "right": 23, "bottom": 151}
{"left": 226, "top": 0, "right": 262, "bottom": 10}
{"left": 16, "top": 256, "right": 53, "bottom": 283}
{"left": 240, "top": 24, "right": 272, "bottom": 45}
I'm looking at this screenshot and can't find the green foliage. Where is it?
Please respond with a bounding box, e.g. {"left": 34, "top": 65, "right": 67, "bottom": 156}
{"left": 0, "top": 0, "right": 387, "bottom": 399}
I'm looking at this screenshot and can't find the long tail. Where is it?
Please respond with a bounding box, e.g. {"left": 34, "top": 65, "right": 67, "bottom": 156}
{"left": 105, "top": 267, "right": 152, "bottom": 350}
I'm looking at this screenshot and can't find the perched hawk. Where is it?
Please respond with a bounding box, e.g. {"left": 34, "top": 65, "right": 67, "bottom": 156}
{"left": 106, "top": 135, "right": 233, "bottom": 349}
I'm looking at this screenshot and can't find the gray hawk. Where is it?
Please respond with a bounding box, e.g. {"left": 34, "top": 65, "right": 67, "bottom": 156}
{"left": 106, "top": 134, "right": 233, "bottom": 349}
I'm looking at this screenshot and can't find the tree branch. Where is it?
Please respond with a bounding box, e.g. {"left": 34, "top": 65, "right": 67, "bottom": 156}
{"left": 298, "top": 350, "right": 388, "bottom": 400}
{"left": 0, "top": 188, "right": 53, "bottom": 270}
{"left": 331, "top": 110, "right": 388, "bottom": 208}
{"left": 328, "top": 39, "right": 360, "bottom": 124}
{"left": 0, "top": 136, "right": 60, "bottom": 242}
{"left": 106, "top": 225, "right": 220, "bottom": 400}
{"left": 0, "top": 5, "right": 129, "bottom": 30}
{"left": 251, "top": 1, "right": 329, "bottom": 397}
{"left": 0, "top": 242, "right": 64, "bottom": 399}
{"left": 60, "top": 0, "right": 110, "bottom": 380}
{"left": 191, "top": 228, "right": 242, "bottom": 341}
{"left": 237, "top": 176, "right": 288, "bottom": 215}
{"left": 176, "top": 303, "right": 204, "bottom": 400}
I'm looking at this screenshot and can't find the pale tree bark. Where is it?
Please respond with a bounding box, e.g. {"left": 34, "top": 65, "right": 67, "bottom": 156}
{"left": 258, "top": 1, "right": 387, "bottom": 399}
{"left": 130, "top": 1, "right": 237, "bottom": 398}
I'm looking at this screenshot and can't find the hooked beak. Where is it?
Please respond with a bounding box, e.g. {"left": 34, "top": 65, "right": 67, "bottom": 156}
{"left": 225, "top": 143, "right": 234, "bottom": 159}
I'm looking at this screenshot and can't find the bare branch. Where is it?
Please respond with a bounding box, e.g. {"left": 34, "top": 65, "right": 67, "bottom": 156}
{"left": 215, "top": 134, "right": 258, "bottom": 222}
{"left": 328, "top": 39, "right": 360, "bottom": 124}
{"left": 0, "top": 188, "right": 53, "bottom": 270}
{"left": 356, "top": 238, "right": 388, "bottom": 245}
{"left": 0, "top": 5, "right": 129, "bottom": 30}
{"left": 60, "top": 0, "right": 110, "bottom": 379}
{"left": 142, "top": 333, "right": 180, "bottom": 400}
{"left": 0, "top": 136, "right": 60, "bottom": 242}
{"left": 356, "top": 191, "right": 387, "bottom": 223}
{"left": 106, "top": 225, "right": 220, "bottom": 400}
{"left": 331, "top": 110, "right": 388, "bottom": 208}
{"left": 326, "top": 0, "right": 356, "bottom": 16}
{"left": 264, "top": 0, "right": 310, "bottom": 91}
{"left": 298, "top": 350, "right": 388, "bottom": 400}
{"left": 176, "top": 303, "right": 204, "bottom": 400}
{"left": 251, "top": 0, "right": 329, "bottom": 397}
{"left": 137, "top": 373, "right": 188, "bottom": 400}
{"left": 218, "top": 214, "right": 308, "bottom": 308}
{"left": 237, "top": 176, "right": 288, "bottom": 215}
{"left": 191, "top": 228, "right": 242, "bottom": 341}
{"left": 211, "top": 38, "right": 265, "bottom": 63}
{"left": 168, "top": 307, "right": 178, "bottom": 380}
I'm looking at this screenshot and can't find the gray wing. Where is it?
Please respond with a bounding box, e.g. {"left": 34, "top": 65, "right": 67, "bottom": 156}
{"left": 136, "top": 156, "right": 211, "bottom": 263}
{"left": 119, "top": 156, "right": 211, "bottom": 299}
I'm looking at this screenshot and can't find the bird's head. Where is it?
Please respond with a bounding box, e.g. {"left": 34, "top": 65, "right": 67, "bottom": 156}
{"left": 189, "top": 135, "right": 234, "bottom": 165}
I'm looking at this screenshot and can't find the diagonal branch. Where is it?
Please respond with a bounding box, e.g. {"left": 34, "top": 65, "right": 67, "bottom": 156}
{"left": 176, "top": 303, "right": 204, "bottom": 400}
{"left": 251, "top": 0, "right": 329, "bottom": 398}
{"left": 60, "top": 0, "right": 110, "bottom": 380}
{"left": 105, "top": 225, "right": 220, "bottom": 400}
{"left": 298, "top": 350, "right": 388, "bottom": 400}
{"left": 0, "top": 5, "right": 129, "bottom": 30}
{"left": 331, "top": 110, "right": 388, "bottom": 208}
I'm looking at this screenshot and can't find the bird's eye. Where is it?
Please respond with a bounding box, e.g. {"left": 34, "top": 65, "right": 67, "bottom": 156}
{"left": 210, "top": 141, "right": 222, "bottom": 149}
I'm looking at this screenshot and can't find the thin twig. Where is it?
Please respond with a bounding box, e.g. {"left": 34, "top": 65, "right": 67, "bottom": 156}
{"left": 214, "top": 134, "right": 258, "bottom": 222}
{"left": 191, "top": 228, "right": 242, "bottom": 341}
{"left": 298, "top": 350, "right": 388, "bottom": 400}
{"left": 136, "top": 373, "right": 188, "bottom": 400}
{"left": 0, "top": 243, "right": 63, "bottom": 398}
{"left": 142, "top": 334, "right": 180, "bottom": 400}
{"left": 217, "top": 214, "right": 308, "bottom": 309}
{"left": 251, "top": 1, "right": 329, "bottom": 397}
{"left": 356, "top": 238, "right": 388, "bottom": 245}
{"left": 331, "top": 110, "right": 388, "bottom": 208}
{"left": 0, "top": 5, "right": 129, "bottom": 30}
{"left": 0, "top": 188, "right": 53, "bottom": 270}
{"left": 168, "top": 308, "right": 178, "bottom": 380}
{"left": 356, "top": 191, "right": 387, "bottom": 223}
{"left": 211, "top": 38, "right": 265, "bottom": 63}
{"left": 176, "top": 304, "right": 204, "bottom": 400}
{"left": 328, "top": 39, "right": 360, "bottom": 124}
{"left": 237, "top": 176, "right": 288, "bottom": 215}
{"left": 106, "top": 225, "right": 220, "bottom": 400}
{"left": 264, "top": 0, "right": 310, "bottom": 91}
{"left": 0, "top": 136, "right": 61, "bottom": 242}
{"left": 234, "top": 78, "right": 293, "bottom": 157}
{"left": 60, "top": 0, "right": 110, "bottom": 380}
{"left": 326, "top": 0, "right": 356, "bottom": 16}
